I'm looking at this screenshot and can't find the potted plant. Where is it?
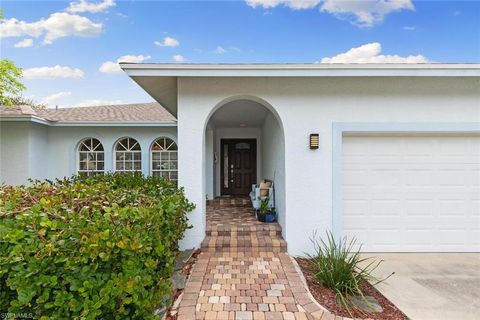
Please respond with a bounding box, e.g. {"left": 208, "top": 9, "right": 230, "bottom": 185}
{"left": 256, "top": 197, "right": 276, "bottom": 223}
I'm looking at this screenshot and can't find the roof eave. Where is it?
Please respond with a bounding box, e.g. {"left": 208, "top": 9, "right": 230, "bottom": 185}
{"left": 121, "top": 63, "right": 480, "bottom": 117}
{"left": 49, "top": 121, "right": 177, "bottom": 127}
{"left": 0, "top": 116, "right": 177, "bottom": 127}
{"left": 0, "top": 115, "right": 50, "bottom": 125}
{"left": 120, "top": 63, "right": 480, "bottom": 77}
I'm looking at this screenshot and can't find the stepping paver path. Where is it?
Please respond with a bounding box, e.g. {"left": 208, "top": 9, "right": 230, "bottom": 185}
{"left": 202, "top": 198, "right": 287, "bottom": 253}
{"left": 177, "top": 198, "right": 353, "bottom": 320}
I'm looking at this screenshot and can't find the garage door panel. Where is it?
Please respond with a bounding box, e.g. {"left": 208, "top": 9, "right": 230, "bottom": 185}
{"left": 344, "top": 217, "right": 404, "bottom": 229}
{"left": 406, "top": 139, "right": 435, "bottom": 155}
{"left": 343, "top": 199, "right": 368, "bottom": 215}
{"left": 342, "top": 169, "right": 368, "bottom": 186}
{"left": 370, "top": 200, "right": 401, "bottom": 215}
{"left": 342, "top": 135, "right": 480, "bottom": 252}
{"left": 405, "top": 199, "right": 434, "bottom": 215}
{"left": 436, "top": 170, "right": 468, "bottom": 186}
{"left": 471, "top": 231, "right": 480, "bottom": 246}
{"left": 405, "top": 230, "right": 436, "bottom": 245}
{"left": 438, "top": 230, "right": 468, "bottom": 246}
{"left": 370, "top": 169, "right": 402, "bottom": 186}
{"left": 438, "top": 138, "right": 471, "bottom": 154}
{"left": 438, "top": 200, "right": 469, "bottom": 215}
{"left": 471, "top": 170, "right": 480, "bottom": 186}
{"left": 406, "top": 170, "right": 435, "bottom": 186}
{"left": 368, "top": 139, "right": 401, "bottom": 155}
{"left": 370, "top": 230, "right": 402, "bottom": 246}
{"left": 472, "top": 200, "right": 480, "bottom": 213}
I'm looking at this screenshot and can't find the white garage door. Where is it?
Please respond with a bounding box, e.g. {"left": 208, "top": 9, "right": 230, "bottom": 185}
{"left": 342, "top": 135, "right": 480, "bottom": 252}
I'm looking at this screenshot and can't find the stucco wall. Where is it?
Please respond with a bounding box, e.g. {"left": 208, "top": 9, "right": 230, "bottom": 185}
{"left": 205, "top": 127, "right": 215, "bottom": 200}
{"left": 46, "top": 126, "right": 177, "bottom": 180}
{"left": 177, "top": 76, "right": 480, "bottom": 254}
{"left": 0, "top": 122, "right": 30, "bottom": 185}
{"left": 0, "top": 124, "right": 177, "bottom": 184}
{"left": 261, "top": 113, "right": 286, "bottom": 234}
{"left": 29, "top": 123, "right": 48, "bottom": 181}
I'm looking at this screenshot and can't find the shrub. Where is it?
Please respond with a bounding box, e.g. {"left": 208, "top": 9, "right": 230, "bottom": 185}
{"left": 306, "top": 231, "right": 390, "bottom": 310}
{"left": 0, "top": 174, "right": 195, "bottom": 319}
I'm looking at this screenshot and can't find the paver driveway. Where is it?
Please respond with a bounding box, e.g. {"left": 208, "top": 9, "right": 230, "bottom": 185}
{"left": 176, "top": 198, "right": 347, "bottom": 320}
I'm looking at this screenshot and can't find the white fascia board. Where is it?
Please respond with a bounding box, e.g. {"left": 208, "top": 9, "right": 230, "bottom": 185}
{"left": 49, "top": 121, "right": 177, "bottom": 127}
{"left": 120, "top": 63, "right": 480, "bottom": 77}
{"left": 0, "top": 117, "right": 177, "bottom": 127}
{"left": 0, "top": 115, "right": 50, "bottom": 125}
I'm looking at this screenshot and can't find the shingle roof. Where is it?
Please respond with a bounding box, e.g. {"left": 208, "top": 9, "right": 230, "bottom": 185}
{"left": 0, "top": 102, "right": 176, "bottom": 122}
{"left": 0, "top": 105, "right": 36, "bottom": 116}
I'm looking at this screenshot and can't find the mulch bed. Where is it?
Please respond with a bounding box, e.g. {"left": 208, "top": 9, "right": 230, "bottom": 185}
{"left": 295, "top": 258, "right": 408, "bottom": 320}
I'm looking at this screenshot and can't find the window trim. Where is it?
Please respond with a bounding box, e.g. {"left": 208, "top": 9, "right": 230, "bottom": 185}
{"left": 77, "top": 137, "right": 105, "bottom": 176}
{"left": 150, "top": 136, "right": 178, "bottom": 183}
{"left": 113, "top": 136, "right": 142, "bottom": 173}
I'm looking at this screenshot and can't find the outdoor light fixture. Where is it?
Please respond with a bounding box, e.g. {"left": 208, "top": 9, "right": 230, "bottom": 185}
{"left": 310, "top": 134, "right": 319, "bottom": 149}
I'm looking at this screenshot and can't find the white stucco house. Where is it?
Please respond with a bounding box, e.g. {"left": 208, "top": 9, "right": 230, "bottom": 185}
{"left": 1, "top": 64, "right": 479, "bottom": 254}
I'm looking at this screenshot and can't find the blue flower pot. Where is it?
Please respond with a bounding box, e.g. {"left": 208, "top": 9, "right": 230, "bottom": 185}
{"left": 265, "top": 211, "right": 276, "bottom": 223}
{"left": 256, "top": 211, "right": 277, "bottom": 223}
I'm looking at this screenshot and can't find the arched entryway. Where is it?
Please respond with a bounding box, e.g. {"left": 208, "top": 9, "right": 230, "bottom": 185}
{"left": 203, "top": 95, "right": 287, "bottom": 237}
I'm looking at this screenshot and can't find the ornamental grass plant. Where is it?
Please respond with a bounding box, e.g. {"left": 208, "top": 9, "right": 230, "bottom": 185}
{"left": 306, "top": 231, "right": 392, "bottom": 312}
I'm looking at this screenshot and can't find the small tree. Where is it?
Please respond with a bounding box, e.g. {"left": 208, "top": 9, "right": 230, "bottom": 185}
{"left": 0, "top": 10, "right": 28, "bottom": 107}
{"left": 0, "top": 58, "right": 26, "bottom": 106}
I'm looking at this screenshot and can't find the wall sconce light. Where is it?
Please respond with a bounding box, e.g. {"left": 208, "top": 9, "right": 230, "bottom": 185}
{"left": 310, "top": 134, "right": 319, "bottom": 149}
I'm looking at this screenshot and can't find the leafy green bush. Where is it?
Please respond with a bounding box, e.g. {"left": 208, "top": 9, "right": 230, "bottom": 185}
{"left": 0, "top": 174, "right": 195, "bottom": 319}
{"left": 306, "top": 232, "right": 390, "bottom": 309}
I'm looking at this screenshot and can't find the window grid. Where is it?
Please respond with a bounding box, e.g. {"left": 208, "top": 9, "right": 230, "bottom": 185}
{"left": 115, "top": 137, "right": 142, "bottom": 173}
{"left": 78, "top": 138, "right": 104, "bottom": 177}
{"left": 151, "top": 137, "right": 178, "bottom": 184}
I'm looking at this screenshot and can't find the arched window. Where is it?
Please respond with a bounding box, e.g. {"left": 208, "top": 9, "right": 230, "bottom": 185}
{"left": 151, "top": 137, "right": 178, "bottom": 183}
{"left": 115, "top": 137, "right": 141, "bottom": 173}
{"left": 78, "top": 138, "right": 104, "bottom": 176}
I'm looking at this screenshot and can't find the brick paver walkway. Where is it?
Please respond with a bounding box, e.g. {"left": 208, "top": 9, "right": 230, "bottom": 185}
{"left": 202, "top": 199, "right": 287, "bottom": 253}
{"left": 177, "top": 198, "right": 350, "bottom": 320}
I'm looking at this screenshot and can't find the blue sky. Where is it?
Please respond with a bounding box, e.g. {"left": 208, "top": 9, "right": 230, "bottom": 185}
{"left": 1, "top": 0, "right": 479, "bottom": 107}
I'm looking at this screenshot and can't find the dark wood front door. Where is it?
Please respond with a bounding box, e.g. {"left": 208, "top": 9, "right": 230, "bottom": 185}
{"left": 221, "top": 139, "right": 257, "bottom": 196}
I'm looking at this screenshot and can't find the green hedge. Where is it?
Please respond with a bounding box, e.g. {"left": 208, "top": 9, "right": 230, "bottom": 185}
{"left": 0, "top": 174, "right": 195, "bottom": 319}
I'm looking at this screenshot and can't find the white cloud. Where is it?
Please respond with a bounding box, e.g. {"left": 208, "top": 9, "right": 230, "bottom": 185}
{"left": 41, "top": 91, "right": 72, "bottom": 106}
{"left": 99, "top": 54, "right": 151, "bottom": 74}
{"left": 69, "top": 99, "right": 123, "bottom": 108}
{"left": 173, "top": 55, "right": 185, "bottom": 62}
{"left": 245, "top": 0, "right": 414, "bottom": 27}
{"left": 320, "top": 0, "right": 414, "bottom": 27}
{"left": 246, "top": 0, "right": 320, "bottom": 10}
{"left": 67, "top": 0, "right": 116, "bottom": 13}
{"left": 13, "top": 38, "right": 33, "bottom": 48}
{"left": 0, "top": 12, "right": 102, "bottom": 44}
{"left": 215, "top": 46, "right": 227, "bottom": 54}
{"left": 24, "top": 65, "right": 85, "bottom": 80}
{"left": 154, "top": 36, "right": 179, "bottom": 47}
{"left": 403, "top": 25, "right": 416, "bottom": 31}
{"left": 318, "top": 42, "right": 430, "bottom": 64}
